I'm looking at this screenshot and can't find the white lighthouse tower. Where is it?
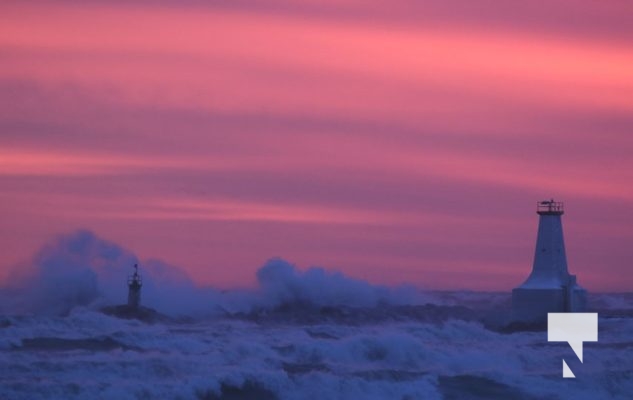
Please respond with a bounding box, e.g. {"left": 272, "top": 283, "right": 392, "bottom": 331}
{"left": 512, "top": 200, "right": 587, "bottom": 322}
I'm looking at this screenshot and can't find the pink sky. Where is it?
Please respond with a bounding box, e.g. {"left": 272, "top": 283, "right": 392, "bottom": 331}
{"left": 1, "top": 0, "right": 632, "bottom": 290}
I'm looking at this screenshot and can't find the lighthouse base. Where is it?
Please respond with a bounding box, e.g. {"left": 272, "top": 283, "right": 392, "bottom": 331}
{"left": 100, "top": 304, "right": 166, "bottom": 323}
{"left": 512, "top": 285, "right": 587, "bottom": 322}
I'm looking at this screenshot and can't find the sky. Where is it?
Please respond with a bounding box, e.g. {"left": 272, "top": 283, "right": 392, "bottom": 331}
{"left": 1, "top": 0, "right": 632, "bottom": 291}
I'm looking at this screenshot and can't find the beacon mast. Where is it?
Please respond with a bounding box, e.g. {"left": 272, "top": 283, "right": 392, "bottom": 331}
{"left": 127, "top": 264, "right": 142, "bottom": 309}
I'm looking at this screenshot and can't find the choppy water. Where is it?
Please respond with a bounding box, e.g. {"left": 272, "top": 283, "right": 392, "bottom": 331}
{"left": 1, "top": 294, "right": 632, "bottom": 400}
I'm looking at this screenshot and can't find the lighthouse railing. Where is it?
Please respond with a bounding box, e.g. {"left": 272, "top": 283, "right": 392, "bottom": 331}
{"left": 537, "top": 200, "right": 564, "bottom": 214}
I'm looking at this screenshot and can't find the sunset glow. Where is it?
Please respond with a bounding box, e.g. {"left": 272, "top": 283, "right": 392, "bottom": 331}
{"left": 1, "top": 0, "right": 632, "bottom": 290}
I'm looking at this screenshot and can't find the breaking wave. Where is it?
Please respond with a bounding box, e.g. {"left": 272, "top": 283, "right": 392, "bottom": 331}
{"left": 0, "top": 230, "right": 430, "bottom": 318}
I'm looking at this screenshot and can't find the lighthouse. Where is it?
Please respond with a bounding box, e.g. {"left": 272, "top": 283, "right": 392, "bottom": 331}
{"left": 127, "top": 264, "right": 142, "bottom": 309}
{"left": 100, "top": 263, "right": 162, "bottom": 321}
{"left": 512, "top": 200, "right": 587, "bottom": 322}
